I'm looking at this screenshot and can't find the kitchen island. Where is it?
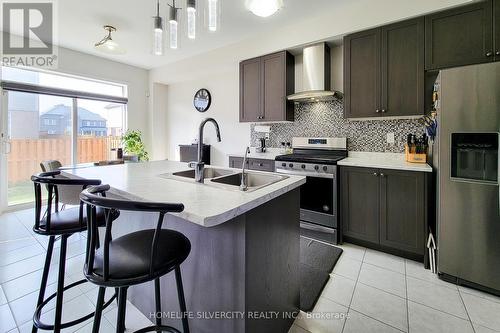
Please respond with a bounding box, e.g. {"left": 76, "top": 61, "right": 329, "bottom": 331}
{"left": 63, "top": 160, "right": 305, "bottom": 333}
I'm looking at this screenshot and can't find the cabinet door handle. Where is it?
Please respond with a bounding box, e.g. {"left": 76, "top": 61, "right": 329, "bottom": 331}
{"left": 486, "top": 52, "right": 493, "bottom": 57}
{"left": 381, "top": 109, "right": 386, "bottom": 113}
{"left": 380, "top": 173, "right": 385, "bottom": 177}
{"left": 496, "top": 51, "right": 500, "bottom": 56}
{"left": 373, "top": 172, "right": 378, "bottom": 176}
{"left": 375, "top": 109, "right": 380, "bottom": 113}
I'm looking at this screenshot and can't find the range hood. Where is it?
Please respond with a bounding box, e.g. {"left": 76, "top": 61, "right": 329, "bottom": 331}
{"left": 287, "top": 43, "right": 342, "bottom": 103}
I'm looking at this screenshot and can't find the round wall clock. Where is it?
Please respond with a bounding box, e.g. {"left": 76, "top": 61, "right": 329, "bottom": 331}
{"left": 193, "top": 88, "right": 212, "bottom": 112}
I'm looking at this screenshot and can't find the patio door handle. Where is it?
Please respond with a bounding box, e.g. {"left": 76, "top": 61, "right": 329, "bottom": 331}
{"left": 2, "top": 140, "right": 11, "bottom": 154}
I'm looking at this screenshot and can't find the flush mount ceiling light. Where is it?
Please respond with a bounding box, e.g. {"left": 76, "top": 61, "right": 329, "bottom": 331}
{"left": 246, "top": 0, "right": 283, "bottom": 17}
{"left": 94, "top": 25, "right": 126, "bottom": 55}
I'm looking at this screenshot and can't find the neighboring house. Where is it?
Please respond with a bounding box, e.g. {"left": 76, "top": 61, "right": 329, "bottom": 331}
{"left": 40, "top": 104, "right": 107, "bottom": 137}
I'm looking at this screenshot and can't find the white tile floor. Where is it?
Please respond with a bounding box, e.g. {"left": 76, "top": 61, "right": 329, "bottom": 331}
{"left": 0, "top": 209, "right": 150, "bottom": 333}
{"left": 289, "top": 243, "right": 500, "bottom": 333}
{"left": 1, "top": 209, "right": 500, "bottom": 333}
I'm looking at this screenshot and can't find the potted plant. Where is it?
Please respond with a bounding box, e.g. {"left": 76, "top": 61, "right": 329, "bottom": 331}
{"left": 122, "top": 130, "right": 149, "bottom": 161}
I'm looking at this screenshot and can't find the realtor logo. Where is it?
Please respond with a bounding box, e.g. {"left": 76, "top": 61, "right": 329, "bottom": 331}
{"left": 1, "top": 0, "right": 58, "bottom": 68}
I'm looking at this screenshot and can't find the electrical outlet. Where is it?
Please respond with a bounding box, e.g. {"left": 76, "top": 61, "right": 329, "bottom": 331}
{"left": 387, "top": 133, "right": 395, "bottom": 145}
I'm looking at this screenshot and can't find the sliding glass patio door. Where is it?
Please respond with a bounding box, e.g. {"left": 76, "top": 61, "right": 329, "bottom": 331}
{"left": 1, "top": 90, "right": 8, "bottom": 212}
{"left": 0, "top": 91, "right": 74, "bottom": 207}
{"left": 0, "top": 67, "right": 128, "bottom": 210}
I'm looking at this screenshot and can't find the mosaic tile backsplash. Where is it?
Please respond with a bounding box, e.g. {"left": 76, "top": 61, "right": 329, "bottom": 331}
{"left": 250, "top": 101, "right": 426, "bottom": 153}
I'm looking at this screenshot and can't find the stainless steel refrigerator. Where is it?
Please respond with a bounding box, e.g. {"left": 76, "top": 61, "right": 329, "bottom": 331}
{"left": 436, "top": 62, "right": 500, "bottom": 293}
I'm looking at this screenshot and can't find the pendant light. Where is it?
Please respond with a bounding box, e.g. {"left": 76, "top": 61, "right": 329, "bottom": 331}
{"left": 152, "top": 0, "right": 164, "bottom": 55}
{"left": 94, "top": 25, "right": 126, "bottom": 55}
{"left": 207, "top": 0, "right": 218, "bottom": 32}
{"left": 149, "top": 0, "right": 220, "bottom": 52}
{"left": 246, "top": 0, "right": 283, "bottom": 17}
{"left": 186, "top": 0, "right": 196, "bottom": 39}
{"left": 168, "top": 0, "right": 180, "bottom": 49}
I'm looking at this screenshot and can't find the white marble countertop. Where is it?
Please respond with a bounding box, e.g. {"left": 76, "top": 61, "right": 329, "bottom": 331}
{"left": 338, "top": 152, "right": 433, "bottom": 173}
{"left": 228, "top": 148, "right": 288, "bottom": 160}
{"left": 63, "top": 160, "right": 305, "bottom": 227}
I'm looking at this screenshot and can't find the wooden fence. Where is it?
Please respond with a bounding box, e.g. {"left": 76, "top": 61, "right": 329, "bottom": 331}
{"left": 8, "top": 136, "right": 122, "bottom": 184}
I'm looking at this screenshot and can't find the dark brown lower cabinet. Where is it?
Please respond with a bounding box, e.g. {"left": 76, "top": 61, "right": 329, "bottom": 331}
{"left": 341, "top": 166, "right": 428, "bottom": 259}
{"left": 379, "top": 169, "right": 425, "bottom": 255}
{"left": 341, "top": 167, "right": 380, "bottom": 243}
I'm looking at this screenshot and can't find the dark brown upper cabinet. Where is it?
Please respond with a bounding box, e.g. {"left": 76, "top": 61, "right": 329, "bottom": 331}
{"left": 239, "top": 51, "right": 294, "bottom": 123}
{"left": 495, "top": 0, "right": 500, "bottom": 60}
{"left": 240, "top": 57, "right": 261, "bottom": 122}
{"left": 425, "top": 1, "right": 494, "bottom": 70}
{"left": 344, "top": 18, "right": 425, "bottom": 118}
{"left": 344, "top": 29, "right": 381, "bottom": 119}
{"left": 381, "top": 18, "right": 425, "bottom": 117}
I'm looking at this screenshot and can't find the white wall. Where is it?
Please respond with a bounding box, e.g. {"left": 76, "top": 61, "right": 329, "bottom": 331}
{"left": 150, "top": 82, "right": 169, "bottom": 160}
{"left": 55, "top": 47, "right": 150, "bottom": 149}
{"left": 162, "top": 72, "right": 250, "bottom": 166}
{"left": 150, "top": 0, "right": 471, "bottom": 165}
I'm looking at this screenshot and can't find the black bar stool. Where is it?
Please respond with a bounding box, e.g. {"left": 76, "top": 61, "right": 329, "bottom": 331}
{"left": 31, "top": 171, "right": 120, "bottom": 333}
{"left": 80, "top": 184, "right": 191, "bottom": 333}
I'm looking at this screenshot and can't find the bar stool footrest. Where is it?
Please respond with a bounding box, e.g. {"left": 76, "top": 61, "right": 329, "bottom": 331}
{"left": 33, "top": 279, "right": 116, "bottom": 331}
{"left": 133, "top": 325, "right": 182, "bottom": 333}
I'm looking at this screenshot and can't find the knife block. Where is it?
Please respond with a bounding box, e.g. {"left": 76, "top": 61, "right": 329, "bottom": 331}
{"left": 405, "top": 145, "right": 427, "bottom": 164}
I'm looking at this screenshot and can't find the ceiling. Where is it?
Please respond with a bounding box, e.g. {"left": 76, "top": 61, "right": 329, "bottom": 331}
{"left": 57, "top": 0, "right": 350, "bottom": 70}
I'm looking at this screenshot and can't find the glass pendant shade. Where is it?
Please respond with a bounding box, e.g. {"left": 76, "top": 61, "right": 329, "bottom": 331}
{"left": 153, "top": 16, "right": 164, "bottom": 55}
{"left": 169, "top": 6, "right": 179, "bottom": 49}
{"left": 207, "top": 0, "right": 218, "bottom": 32}
{"left": 187, "top": 0, "right": 196, "bottom": 39}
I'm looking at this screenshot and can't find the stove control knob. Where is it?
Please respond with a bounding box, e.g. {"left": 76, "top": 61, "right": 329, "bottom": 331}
{"left": 289, "top": 163, "right": 294, "bottom": 168}
{"left": 314, "top": 165, "right": 319, "bottom": 171}
{"left": 281, "top": 163, "right": 287, "bottom": 168}
{"left": 323, "top": 166, "right": 328, "bottom": 172}
{"left": 301, "top": 164, "right": 306, "bottom": 169}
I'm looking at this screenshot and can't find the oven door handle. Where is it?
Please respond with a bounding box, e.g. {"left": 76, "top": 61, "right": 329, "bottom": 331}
{"left": 275, "top": 167, "right": 335, "bottom": 179}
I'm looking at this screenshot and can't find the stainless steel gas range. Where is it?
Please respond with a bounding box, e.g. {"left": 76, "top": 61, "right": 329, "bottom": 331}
{"left": 275, "top": 137, "right": 347, "bottom": 244}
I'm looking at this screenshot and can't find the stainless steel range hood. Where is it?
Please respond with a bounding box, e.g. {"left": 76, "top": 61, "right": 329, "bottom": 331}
{"left": 287, "top": 43, "right": 342, "bottom": 103}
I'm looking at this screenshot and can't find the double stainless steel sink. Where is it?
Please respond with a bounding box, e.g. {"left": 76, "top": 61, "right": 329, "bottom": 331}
{"left": 161, "top": 167, "right": 288, "bottom": 193}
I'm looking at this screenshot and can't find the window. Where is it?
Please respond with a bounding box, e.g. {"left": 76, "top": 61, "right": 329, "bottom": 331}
{"left": 43, "top": 118, "right": 56, "bottom": 125}
{"left": 77, "top": 99, "right": 125, "bottom": 162}
{"left": 1, "top": 66, "right": 128, "bottom": 206}
{"left": 2, "top": 66, "right": 127, "bottom": 98}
